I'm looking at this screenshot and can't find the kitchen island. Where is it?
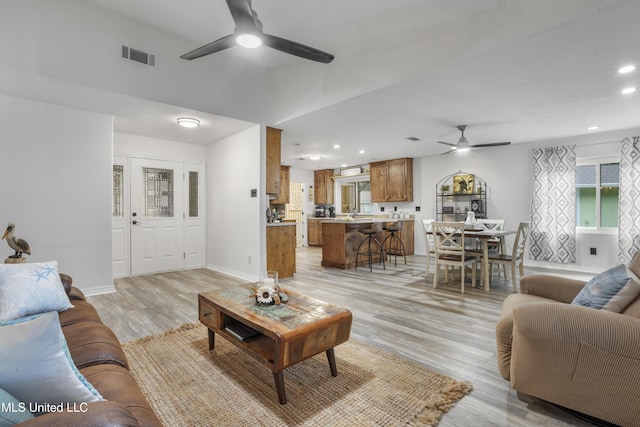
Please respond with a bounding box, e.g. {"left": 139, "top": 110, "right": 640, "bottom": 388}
{"left": 267, "top": 222, "right": 296, "bottom": 278}
{"left": 321, "top": 219, "right": 394, "bottom": 269}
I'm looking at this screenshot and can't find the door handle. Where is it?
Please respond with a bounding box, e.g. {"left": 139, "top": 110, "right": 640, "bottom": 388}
{"left": 132, "top": 220, "right": 141, "bottom": 225}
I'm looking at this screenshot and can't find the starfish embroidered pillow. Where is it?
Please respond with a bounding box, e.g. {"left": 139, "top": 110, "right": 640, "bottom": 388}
{"left": 572, "top": 264, "right": 640, "bottom": 313}
{"left": 0, "top": 261, "right": 72, "bottom": 322}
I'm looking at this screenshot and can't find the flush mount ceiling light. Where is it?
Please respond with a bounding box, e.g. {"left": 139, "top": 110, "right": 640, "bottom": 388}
{"left": 619, "top": 65, "right": 636, "bottom": 74}
{"left": 308, "top": 154, "right": 321, "bottom": 160}
{"left": 621, "top": 87, "right": 637, "bottom": 95}
{"left": 177, "top": 117, "right": 200, "bottom": 128}
{"left": 587, "top": 126, "right": 600, "bottom": 131}
{"left": 236, "top": 33, "right": 262, "bottom": 48}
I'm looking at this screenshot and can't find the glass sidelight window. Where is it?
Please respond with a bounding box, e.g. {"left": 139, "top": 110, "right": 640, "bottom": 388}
{"left": 142, "top": 167, "right": 174, "bottom": 218}
{"left": 113, "top": 165, "right": 124, "bottom": 218}
{"left": 189, "top": 171, "right": 198, "bottom": 217}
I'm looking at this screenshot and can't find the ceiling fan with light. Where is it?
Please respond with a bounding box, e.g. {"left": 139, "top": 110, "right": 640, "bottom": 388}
{"left": 180, "top": 0, "right": 334, "bottom": 63}
{"left": 437, "top": 125, "right": 511, "bottom": 153}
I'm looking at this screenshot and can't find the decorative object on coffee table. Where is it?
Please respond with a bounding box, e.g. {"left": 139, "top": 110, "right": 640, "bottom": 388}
{"left": 250, "top": 271, "right": 288, "bottom": 305}
{"left": 3, "top": 222, "right": 31, "bottom": 263}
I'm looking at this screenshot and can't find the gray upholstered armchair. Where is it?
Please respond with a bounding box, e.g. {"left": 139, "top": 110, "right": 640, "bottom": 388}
{"left": 496, "top": 253, "right": 640, "bottom": 426}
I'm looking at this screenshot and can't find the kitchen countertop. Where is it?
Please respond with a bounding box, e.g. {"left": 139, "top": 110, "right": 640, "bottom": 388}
{"left": 266, "top": 222, "right": 298, "bottom": 227}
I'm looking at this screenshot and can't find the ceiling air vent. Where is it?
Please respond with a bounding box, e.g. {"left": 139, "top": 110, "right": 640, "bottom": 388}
{"left": 121, "top": 45, "right": 156, "bottom": 67}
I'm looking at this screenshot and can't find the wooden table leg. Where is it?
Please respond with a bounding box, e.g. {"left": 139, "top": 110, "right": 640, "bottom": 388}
{"left": 482, "top": 239, "right": 490, "bottom": 292}
{"left": 273, "top": 371, "right": 287, "bottom": 404}
{"left": 208, "top": 328, "right": 215, "bottom": 350}
{"left": 326, "top": 348, "right": 338, "bottom": 376}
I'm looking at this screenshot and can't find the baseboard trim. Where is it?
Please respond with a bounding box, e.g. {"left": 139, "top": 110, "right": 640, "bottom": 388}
{"left": 82, "top": 284, "right": 116, "bottom": 297}
{"left": 205, "top": 264, "right": 258, "bottom": 283}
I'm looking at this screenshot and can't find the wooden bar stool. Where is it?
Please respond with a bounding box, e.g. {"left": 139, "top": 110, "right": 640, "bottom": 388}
{"left": 381, "top": 221, "right": 406, "bottom": 266}
{"left": 355, "top": 225, "right": 386, "bottom": 272}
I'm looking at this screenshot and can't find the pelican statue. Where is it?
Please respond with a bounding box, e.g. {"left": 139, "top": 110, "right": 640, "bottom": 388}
{"left": 2, "top": 222, "right": 31, "bottom": 258}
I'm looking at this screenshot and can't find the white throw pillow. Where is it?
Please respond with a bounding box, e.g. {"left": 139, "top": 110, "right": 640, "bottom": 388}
{"left": 572, "top": 265, "right": 640, "bottom": 313}
{"left": 0, "top": 261, "right": 72, "bottom": 322}
{"left": 0, "top": 311, "right": 103, "bottom": 410}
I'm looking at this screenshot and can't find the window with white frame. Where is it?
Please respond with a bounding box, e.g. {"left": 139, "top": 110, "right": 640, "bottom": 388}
{"left": 576, "top": 159, "right": 619, "bottom": 228}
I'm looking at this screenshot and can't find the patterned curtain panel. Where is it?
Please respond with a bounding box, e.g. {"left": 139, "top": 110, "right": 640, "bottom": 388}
{"left": 618, "top": 136, "right": 640, "bottom": 264}
{"left": 530, "top": 145, "right": 577, "bottom": 263}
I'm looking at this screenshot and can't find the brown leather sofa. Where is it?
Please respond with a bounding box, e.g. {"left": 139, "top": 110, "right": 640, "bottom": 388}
{"left": 496, "top": 253, "right": 640, "bottom": 427}
{"left": 18, "top": 275, "right": 163, "bottom": 427}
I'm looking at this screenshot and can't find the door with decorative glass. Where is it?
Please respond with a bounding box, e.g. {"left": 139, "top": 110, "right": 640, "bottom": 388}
{"left": 184, "top": 162, "right": 205, "bottom": 269}
{"left": 112, "top": 157, "right": 130, "bottom": 277}
{"left": 130, "top": 158, "right": 185, "bottom": 275}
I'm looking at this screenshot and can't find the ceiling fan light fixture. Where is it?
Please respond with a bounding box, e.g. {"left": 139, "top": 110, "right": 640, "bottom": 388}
{"left": 236, "top": 33, "right": 262, "bottom": 48}
{"left": 177, "top": 117, "right": 200, "bottom": 128}
{"left": 619, "top": 65, "right": 636, "bottom": 74}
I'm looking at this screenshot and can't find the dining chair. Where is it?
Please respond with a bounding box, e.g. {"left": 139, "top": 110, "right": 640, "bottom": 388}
{"left": 475, "top": 218, "right": 506, "bottom": 277}
{"left": 484, "top": 221, "right": 530, "bottom": 292}
{"left": 432, "top": 221, "right": 478, "bottom": 293}
{"left": 421, "top": 219, "right": 436, "bottom": 276}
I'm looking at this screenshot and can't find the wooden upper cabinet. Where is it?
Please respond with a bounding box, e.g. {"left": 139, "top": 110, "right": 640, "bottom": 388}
{"left": 271, "top": 166, "right": 290, "bottom": 204}
{"left": 314, "top": 169, "right": 334, "bottom": 204}
{"left": 266, "top": 127, "right": 282, "bottom": 195}
{"left": 370, "top": 158, "right": 413, "bottom": 202}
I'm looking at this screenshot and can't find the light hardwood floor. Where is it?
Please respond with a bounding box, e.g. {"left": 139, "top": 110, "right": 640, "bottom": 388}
{"left": 88, "top": 247, "right": 600, "bottom": 427}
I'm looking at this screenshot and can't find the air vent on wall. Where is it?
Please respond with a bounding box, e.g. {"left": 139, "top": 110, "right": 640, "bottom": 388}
{"left": 121, "top": 45, "right": 156, "bottom": 67}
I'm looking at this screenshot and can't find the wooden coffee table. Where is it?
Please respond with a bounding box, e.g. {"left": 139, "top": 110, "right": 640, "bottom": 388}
{"left": 198, "top": 285, "right": 352, "bottom": 404}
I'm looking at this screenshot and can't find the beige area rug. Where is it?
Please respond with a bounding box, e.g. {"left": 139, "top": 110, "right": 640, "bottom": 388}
{"left": 122, "top": 323, "right": 472, "bottom": 427}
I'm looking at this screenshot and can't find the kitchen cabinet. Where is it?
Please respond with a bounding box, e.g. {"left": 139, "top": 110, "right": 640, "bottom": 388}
{"left": 307, "top": 218, "right": 322, "bottom": 246}
{"left": 370, "top": 158, "right": 413, "bottom": 202}
{"left": 267, "top": 223, "right": 296, "bottom": 278}
{"left": 314, "top": 169, "right": 334, "bottom": 205}
{"left": 266, "top": 127, "right": 282, "bottom": 195}
{"left": 270, "top": 166, "right": 290, "bottom": 205}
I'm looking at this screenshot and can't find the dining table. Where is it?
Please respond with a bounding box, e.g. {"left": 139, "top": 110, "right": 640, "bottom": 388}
{"left": 428, "top": 227, "right": 515, "bottom": 291}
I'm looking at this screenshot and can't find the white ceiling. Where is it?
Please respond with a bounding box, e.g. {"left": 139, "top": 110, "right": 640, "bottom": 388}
{"left": 56, "top": 1, "right": 640, "bottom": 168}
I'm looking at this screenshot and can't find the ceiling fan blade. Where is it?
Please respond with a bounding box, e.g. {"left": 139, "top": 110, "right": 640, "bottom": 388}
{"left": 262, "top": 34, "right": 334, "bottom": 63}
{"left": 437, "top": 141, "right": 457, "bottom": 147}
{"left": 226, "top": 0, "right": 258, "bottom": 29}
{"left": 180, "top": 34, "right": 236, "bottom": 60}
{"left": 471, "top": 141, "right": 512, "bottom": 148}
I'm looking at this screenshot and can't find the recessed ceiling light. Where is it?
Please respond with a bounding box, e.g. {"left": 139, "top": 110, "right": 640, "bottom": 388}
{"left": 236, "top": 33, "right": 262, "bottom": 48}
{"left": 333, "top": 144, "right": 340, "bottom": 149}
{"left": 587, "top": 126, "right": 599, "bottom": 131}
{"left": 177, "top": 117, "right": 200, "bottom": 128}
{"left": 622, "top": 87, "right": 637, "bottom": 95}
{"left": 619, "top": 65, "right": 636, "bottom": 74}
{"left": 309, "top": 154, "right": 321, "bottom": 160}
{"left": 359, "top": 150, "right": 365, "bottom": 154}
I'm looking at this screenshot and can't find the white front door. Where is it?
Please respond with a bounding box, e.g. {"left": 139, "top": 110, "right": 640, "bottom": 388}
{"left": 130, "top": 158, "right": 184, "bottom": 275}
{"left": 184, "top": 162, "right": 205, "bottom": 269}
{"left": 112, "top": 157, "right": 130, "bottom": 277}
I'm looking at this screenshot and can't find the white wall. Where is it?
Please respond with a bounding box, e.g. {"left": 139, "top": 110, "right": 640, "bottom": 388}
{"left": 0, "top": 94, "right": 113, "bottom": 293}
{"left": 412, "top": 126, "right": 640, "bottom": 273}
{"left": 113, "top": 133, "right": 207, "bottom": 161}
{"left": 206, "top": 125, "right": 264, "bottom": 280}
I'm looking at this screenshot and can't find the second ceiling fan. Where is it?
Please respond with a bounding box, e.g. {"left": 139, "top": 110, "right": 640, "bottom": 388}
{"left": 180, "top": 0, "right": 334, "bottom": 63}
{"left": 438, "top": 125, "right": 511, "bottom": 153}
